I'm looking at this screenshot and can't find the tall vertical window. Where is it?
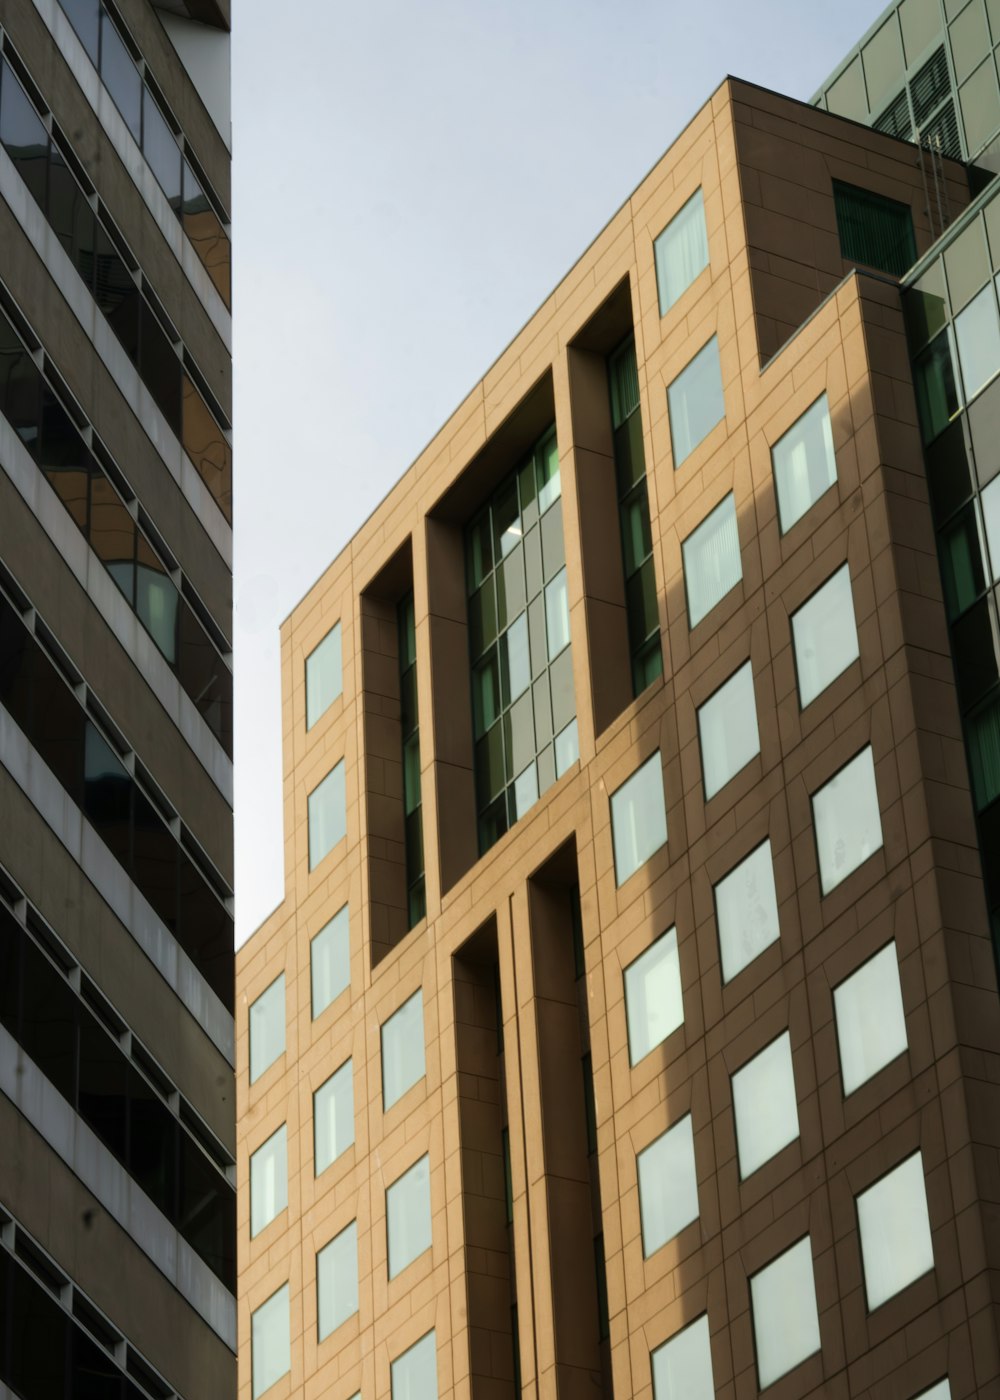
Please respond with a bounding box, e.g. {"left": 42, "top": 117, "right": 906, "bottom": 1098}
{"left": 249, "top": 975, "right": 285, "bottom": 1084}
{"left": 386, "top": 1154, "right": 432, "bottom": 1278}
{"left": 391, "top": 1331, "right": 437, "bottom": 1400}
{"left": 791, "top": 564, "right": 860, "bottom": 706}
{"left": 311, "top": 905, "right": 350, "bottom": 1019}
{"left": 834, "top": 180, "right": 916, "bottom": 277}
{"left": 682, "top": 493, "right": 741, "bottom": 627}
{"left": 771, "top": 394, "right": 838, "bottom": 533}
{"left": 609, "top": 337, "right": 662, "bottom": 693}
{"left": 317, "top": 1221, "right": 359, "bottom": 1339}
{"left": 610, "top": 753, "right": 668, "bottom": 884}
{"left": 308, "top": 760, "right": 346, "bottom": 870}
{"left": 697, "top": 661, "right": 760, "bottom": 800}
{"left": 667, "top": 337, "right": 725, "bottom": 467}
{"left": 314, "top": 1060, "right": 354, "bottom": 1175}
{"left": 398, "top": 593, "right": 425, "bottom": 926}
{"left": 251, "top": 1285, "right": 291, "bottom": 1400}
{"left": 812, "top": 747, "right": 883, "bottom": 894}
{"left": 653, "top": 188, "right": 709, "bottom": 314}
{"left": 382, "top": 989, "right": 426, "bottom": 1110}
{"left": 466, "top": 426, "right": 577, "bottom": 853}
{"left": 250, "top": 1125, "right": 288, "bottom": 1237}
{"left": 306, "top": 623, "right": 342, "bottom": 729}
{"left": 651, "top": 1315, "right": 714, "bottom": 1400}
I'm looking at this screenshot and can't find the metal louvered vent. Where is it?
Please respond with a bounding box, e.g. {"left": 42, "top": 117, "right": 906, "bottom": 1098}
{"left": 874, "top": 90, "right": 913, "bottom": 141}
{"left": 910, "top": 45, "right": 951, "bottom": 126}
{"left": 921, "top": 99, "right": 962, "bottom": 161}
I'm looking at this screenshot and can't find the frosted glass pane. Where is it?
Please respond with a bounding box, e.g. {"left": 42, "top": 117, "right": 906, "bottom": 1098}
{"left": 311, "top": 904, "right": 350, "bottom": 1019}
{"left": 813, "top": 747, "right": 883, "bottom": 894}
{"left": 382, "top": 989, "right": 426, "bottom": 1110}
{"left": 317, "top": 1220, "right": 358, "bottom": 1339}
{"left": 698, "top": 662, "right": 759, "bottom": 799}
{"left": 954, "top": 283, "right": 1000, "bottom": 399}
{"left": 651, "top": 1314, "right": 714, "bottom": 1400}
{"left": 750, "top": 1238, "right": 821, "bottom": 1387}
{"left": 252, "top": 1285, "right": 290, "bottom": 1399}
{"left": 611, "top": 753, "right": 668, "bottom": 885}
{"left": 250, "top": 1125, "right": 287, "bottom": 1237}
{"left": 624, "top": 927, "right": 683, "bottom": 1065}
{"left": 387, "top": 1154, "right": 432, "bottom": 1278}
{"left": 249, "top": 975, "right": 285, "bottom": 1084}
{"left": 668, "top": 337, "right": 725, "bottom": 467}
{"left": 392, "top": 1330, "right": 438, "bottom": 1400}
{"left": 792, "top": 564, "right": 860, "bottom": 706}
{"left": 654, "top": 188, "right": 709, "bottom": 314}
{"left": 715, "top": 840, "right": 780, "bottom": 982}
{"left": 772, "top": 395, "right": 837, "bottom": 532}
{"left": 308, "top": 760, "right": 346, "bottom": 869}
{"left": 834, "top": 942, "right": 908, "bottom": 1094}
{"left": 857, "top": 1153, "right": 934, "bottom": 1308}
{"left": 683, "top": 492, "right": 742, "bottom": 627}
{"left": 314, "top": 1059, "right": 354, "bottom": 1174}
{"left": 637, "top": 1116, "right": 699, "bottom": 1256}
{"left": 732, "top": 1033, "right": 799, "bottom": 1178}
{"left": 306, "top": 622, "right": 342, "bottom": 728}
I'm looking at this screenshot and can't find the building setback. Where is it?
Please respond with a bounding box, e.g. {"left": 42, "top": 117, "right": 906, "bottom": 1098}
{"left": 0, "top": 0, "right": 236, "bottom": 1397}
{"left": 238, "top": 6, "right": 1000, "bottom": 1400}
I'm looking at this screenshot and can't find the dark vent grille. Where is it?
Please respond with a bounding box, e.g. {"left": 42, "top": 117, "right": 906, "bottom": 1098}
{"left": 911, "top": 45, "right": 951, "bottom": 125}
{"left": 921, "top": 99, "right": 962, "bottom": 160}
{"left": 874, "top": 90, "right": 912, "bottom": 140}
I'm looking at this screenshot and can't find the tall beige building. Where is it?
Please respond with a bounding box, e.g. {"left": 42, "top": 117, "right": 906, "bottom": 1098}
{"left": 238, "top": 7, "right": 1000, "bottom": 1398}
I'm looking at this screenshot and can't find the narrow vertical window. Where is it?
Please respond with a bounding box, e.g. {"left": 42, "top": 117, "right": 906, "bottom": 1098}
{"left": 398, "top": 593, "right": 425, "bottom": 926}
{"left": 653, "top": 188, "right": 709, "bottom": 314}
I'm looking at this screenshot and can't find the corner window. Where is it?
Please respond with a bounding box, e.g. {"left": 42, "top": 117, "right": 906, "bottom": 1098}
{"left": 610, "top": 753, "right": 668, "bottom": 885}
{"left": 682, "top": 492, "right": 741, "bottom": 627}
{"left": 637, "top": 1115, "right": 699, "bottom": 1256}
{"left": 624, "top": 927, "right": 683, "bottom": 1065}
{"left": 856, "top": 1153, "right": 934, "bottom": 1308}
{"left": 833, "top": 942, "right": 908, "bottom": 1094}
{"left": 311, "top": 905, "right": 350, "bottom": 1019}
{"left": 251, "top": 1284, "right": 291, "bottom": 1399}
{"left": 381, "top": 989, "right": 426, "bottom": 1110}
{"left": 731, "top": 1033, "right": 799, "bottom": 1178}
{"left": 314, "top": 1059, "right": 354, "bottom": 1175}
{"left": 308, "top": 760, "right": 346, "bottom": 870}
{"left": 317, "top": 1220, "right": 359, "bottom": 1339}
{"left": 386, "top": 1154, "right": 432, "bottom": 1278}
{"left": 812, "top": 747, "right": 883, "bottom": 894}
{"left": 791, "top": 564, "right": 860, "bottom": 706}
{"left": 306, "top": 622, "right": 343, "bottom": 729}
{"left": 714, "top": 840, "right": 780, "bottom": 982}
{"left": 654, "top": 188, "right": 709, "bottom": 315}
{"left": 771, "top": 394, "right": 837, "bottom": 533}
{"left": 750, "top": 1238, "right": 821, "bottom": 1387}
{"left": 697, "top": 661, "right": 760, "bottom": 800}
{"left": 250, "top": 1125, "right": 288, "bottom": 1237}
{"left": 667, "top": 336, "right": 725, "bottom": 468}
{"left": 651, "top": 1314, "right": 714, "bottom": 1400}
{"left": 833, "top": 180, "right": 916, "bottom": 276}
{"left": 391, "top": 1330, "right": 437, "bottom": 1400}
{"left": 249, "top": 974, "right": 285, "bottom": 1084}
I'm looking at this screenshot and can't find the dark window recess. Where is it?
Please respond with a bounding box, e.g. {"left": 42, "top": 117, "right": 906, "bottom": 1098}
{"left": 398, "top": 592, "right": 425, "bottom": 928}
{"left": 0, "top": 301, "right": 232, "bottom": 754}
{"left": 834, "top": 180, "right": 917, "bottom": 277}
{"left": 0, "top": 594, "right": 233, "bottom": 1009}
{"left": 0, "top": 905, "right": 235, "bottom": 1289}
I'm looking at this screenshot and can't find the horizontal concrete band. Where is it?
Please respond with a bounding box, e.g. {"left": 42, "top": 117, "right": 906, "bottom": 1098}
{"left": 0, "top": 414, "right": 233, "bottom": 806}
{"left": 0, "top": 1024, "right": 236, "bottom": 1351}
{"left": 0, "top": 707, "right": 235, "bottom": 1065}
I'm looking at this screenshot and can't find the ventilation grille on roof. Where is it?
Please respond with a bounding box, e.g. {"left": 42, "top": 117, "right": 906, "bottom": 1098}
{"left": 921, "top": 99, "right": 962, "bottom": 161}
{"left": 911, "top": 45, "right": 950, "bottom": 126}
{"left": 874, "top": 90, "right": 912, "bottom": 141}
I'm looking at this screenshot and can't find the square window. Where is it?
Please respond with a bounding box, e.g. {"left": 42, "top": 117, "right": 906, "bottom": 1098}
{"left": 714, "top": 840, "right": 780, "bottom": 982}
{"left": 731, "top": 1032, "right": 799, "bottom": 1178}
{"left": 249, "top": 974, "right": 285, "bottom": 1084}
{"left": 812, "top": 747, "right": 883, "bottom": 895}
{"left": 317, "top": 1220, "right": 358, "bottom": 1339}
{"left": 387, "top": 1154, "right": 432, "bottom": 1278}
{"left": 682, "top": 492, "right": 741, "bottom": 627}
{"left": 311, "top": 904, "right": 350, "bottom": 1019}
{"left": 382, "top": 989, "right": 426, "bottom": 1111}
{"left": 308, "top": 761, "right": 346, "bottom": 870}
{"left": 250, "top": 1124, "right": 287, "bottom": 1237}
{"left": 654, "top": 188, "right": 709, "bottom": 315}
{"left": 651, "top": 1314, "right": 714, "bottom": 1400}
{"left": 792, "top": 564, "right": 860, "bottom": 706}
{"left": 856, "top": 1153, "right": 934, "bottom": 1308}
{"left": 667, "top": 336, "right": 725, "bottom": 468}
{"left": 637, "top": 1115, "right": 699, "bottom": 1256}
{"left": 610, "top": 753, "right": 668, "bottom": 886}
{"left": 772, "top": 394, "right": 837, "bottom": 533}
{"left": 833, "top": 942, "right": 908, "bottom": 1095}
{"left": 391, "top": 1330, "right": 437, "bottom": 1400}
{"left": 624, "top": 927, "right": 683, "bottom": 1065}
{"left": 697, "top": 661, "right": 759, "bottom": 800}
{"left": 314, "top": 1059, "right": 354, "bottom": 1175}
{"left": 251, "top": 1284, "right": 290, "bottom": 1400}
{"left": 306, "top": 623, "right": 342, "bottom": 729}
{"left": 750, "top": 1237, "right": 821, "bottom": 1388}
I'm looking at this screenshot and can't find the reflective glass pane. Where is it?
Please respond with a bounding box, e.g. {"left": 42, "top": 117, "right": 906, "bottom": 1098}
{"left": 89, "top": 476, "right": 136, "bottom": 604}
{"left": 472, "top": 648, "right": 501, "bottom": 738}
{"left": 620, "top": 481, "right": 653, "bottom": 577}
{"left": 954, "top": 282, "right": 1000, "bottom": 400}
{"left": 0, "top": 312, "right": 41, "bottom": 450}
{"left": 732, "top": 1032, "right": 799, "bottom": 1177}
{"left": 812, "top": 747, "right": 883, "bottom": 894}
{"left": 387, "top": 1154, "right": 432, "bottom": 1278}
{"left": 544, "top": 567, "right": 570, "bottom": 659}
{"left": 610, "top": 753, "right": 668, "bottom": 885}
{"left": 541, "top": 501, "right": 565, "bottom": 580}
{"left": 141, "top": 87, "right": 181, "bottom": 205}
{"left": 60, "top": 0, "right": 101, "bottom": 64}
{"left": 317, "top": 1220, "right": 358, "bottom": 1339}
{"left": 249, "top": 975, "right": 285, "bottom": 1083}
{"left": 682, "top": 492, "right": 741, "bottom": 627}
{"left": 391, "top": 1331, "right": 437, "bottom": 1400}
{"left": 792, "top": 564, "right": 860, "bottom": 705}
{"left": 651, "top": 1314, "right": 714, "bottom": 1400}
{"left": 308, "top": 760, "right": 346, "bottom": 869}
{"left": 624, "top": 927, "right": 683, "bottom": 1065}
{"left": 311, "top": 904, "right": 349, "bottom": 1019}
{"left": 469, "top": 576, "right": 497, "bottom": 659}
{"left": 714, "top": 840, "right": 780, "bottom": 982}
{"left": 750, "top": 1238, "right": 820, "bottom": 1388}
{"left": 857, "top": 1153, "right": 934, "bottom": 1308}
{"left": 503, "top": 613, "right": 530, "bottom": 701}
{"left": 984, "top": 471, "right": 1000, "bottom": 583}
{"left": 833, "top": 942, "right": 907, "bottom": 1094}
{"left": 513, "top": 760, "right": 538, "bottom": 817}
{"left": 654, "top": 188, "right": 709, "bottom": 314}
{"left": 554, "top": 718, "right": 578, "bottom": 776}
{"left": 536, "top": 432, "right": 560, "bottom": 513}
{"left": 466, "top": 511, "right": 493, "bottom": 589}
{"left": 496, "top": 546, "right": 525, "bottom": 629}
{"left": 251, "top": 1285, "right": 290, "bottom": 1400}
{"left": 382, "top": 989, "right": 425, "bottom": 1110}
{"left": 941, "top": 505, "right": 987, "bottom": 617}
{"left": 475, "top": 722, "right": 506, "bottom": 805}
{"left": 697, "top": 661, "right": 759, "bottom": 800}
{"left": 772, "top": 394, "right": 837, "bottom": 531}
{"left": 250, "top": 1125, "right": 287, "bottom": 1237}
{"left": 0, "top": 62, "right": 49, "bottom": 211}
{"left": 136, "top": 535, "right": 179, "bottom": 665}
{"left": 915, "top": 329, "right": 961, "bottom": 442}
{"left": 182, "top": 375, "right": 231, "bottom": 518}
{"left": 132, "top": 785, "right": 178, "bottom": 929}
{"left": 967, "top": 695, "right": 1000, "bottom": 808}
{"left": 182, "top": 159, "right": 231, "bottom": 304}
{"left": 494, "top": 478, "right": 521, "bottom": 558}
{"left": 314, "top": 1059, "right": 354, "bottom": 1174}
{"left": 524, "top": 523, "right": 543, "bottom": 601}
{"left": 637, "top": 1116, "right": 699, "bottom": 1256}
{"left": 99, "top": 14, "right": 142, "bottom": 142}
{"left": 83, "top": 722, "right": 131, "bottom": 870}
{"left": 305, "top": 623, "right": 342, "bottom": 728}
{"left": 667, "top": 336, "right": 724, "bottom": 467}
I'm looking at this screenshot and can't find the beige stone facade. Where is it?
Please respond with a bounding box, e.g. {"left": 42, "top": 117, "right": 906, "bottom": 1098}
{"left": 238, "top": 79, "right": 1000, "bottom": 1400}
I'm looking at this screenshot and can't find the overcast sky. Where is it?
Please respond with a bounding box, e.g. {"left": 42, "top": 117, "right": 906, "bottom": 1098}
{"left": 230, "top": 0, "right": 887, "bottom": 945}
